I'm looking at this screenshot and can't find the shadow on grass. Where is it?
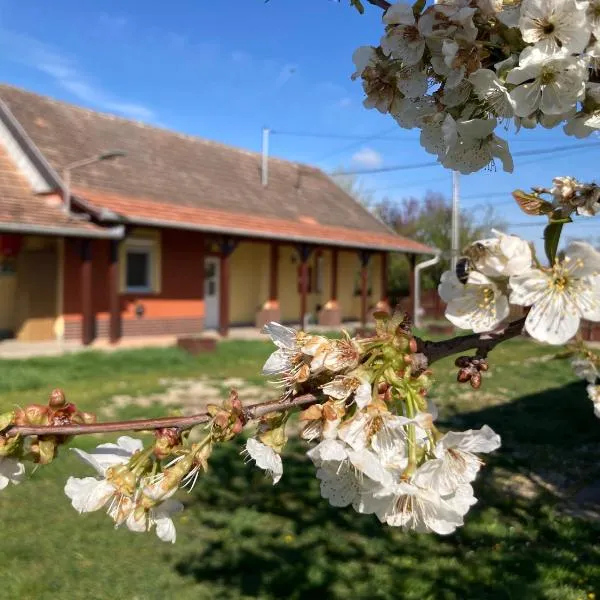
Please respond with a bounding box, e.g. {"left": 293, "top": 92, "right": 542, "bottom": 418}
{"left": 174, "top": 381, "right": 600, "bottom": 600}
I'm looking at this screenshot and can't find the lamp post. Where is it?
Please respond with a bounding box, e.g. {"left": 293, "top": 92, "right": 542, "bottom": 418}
{"left": 62, "top": 150, "right": 127, "bottom": 215}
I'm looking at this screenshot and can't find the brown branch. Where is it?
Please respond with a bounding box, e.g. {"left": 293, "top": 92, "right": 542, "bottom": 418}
{"left": 5, "top": 394, "right": 318, "bottom": 438}
{"left": 415, "top": 317, "right": 526, "bottom": 366}
{"left": 4, "top": 319, "right": 526, "bottom": 439}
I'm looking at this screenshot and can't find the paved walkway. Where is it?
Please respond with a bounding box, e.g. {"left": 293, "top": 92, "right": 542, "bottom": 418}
{"left": 0, "top": 322, "right": 361, "bottom": 359}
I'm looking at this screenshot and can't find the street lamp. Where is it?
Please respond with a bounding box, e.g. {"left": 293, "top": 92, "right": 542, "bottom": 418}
{"left": 62, "top": 150, "right": 127, "bottom": 214}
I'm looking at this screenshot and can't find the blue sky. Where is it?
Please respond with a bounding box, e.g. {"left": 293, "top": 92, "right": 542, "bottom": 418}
{"left": 0, "top": 0, "right": 598, "bottom": 248}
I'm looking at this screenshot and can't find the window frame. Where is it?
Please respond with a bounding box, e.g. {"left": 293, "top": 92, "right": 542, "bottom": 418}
{"left": 119, "top": 232, "right": 162, "bottom": 295}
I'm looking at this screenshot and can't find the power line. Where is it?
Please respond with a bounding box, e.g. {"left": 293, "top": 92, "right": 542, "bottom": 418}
{"left": 331, "top": 141, "right": 600, "bottom": 176}
{"left": 312, "top": 125, "right": 399, "bottom": 163}
{"left": 272, "top": 129, "right": 554, "bottom": 143}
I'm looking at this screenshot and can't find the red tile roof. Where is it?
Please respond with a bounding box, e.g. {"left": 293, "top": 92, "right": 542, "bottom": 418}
{"left": 0, "top": 84, "right": 435, "bottom": 253}
{"left": 76, "top": 187, "right": 435, "bottom": 253}
{"left": 0, "top": 147, "right": 118, "bottom": 238}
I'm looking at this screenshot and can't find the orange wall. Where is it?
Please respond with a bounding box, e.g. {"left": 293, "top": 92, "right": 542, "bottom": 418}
{"left": 63, "top": 229, "right": 205, "bottom": 322}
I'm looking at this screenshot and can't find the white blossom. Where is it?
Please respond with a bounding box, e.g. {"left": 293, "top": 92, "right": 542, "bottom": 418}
{"left": 321, "top": 372, "right": 373, "bottom": 409}
{"left": 410, "top": 426, "right": 501, "bottom": 495}
{"left": 0, "top": 457, "right": 25, "bottom": 490}
{"left": 468, "top": 230, "right": 533, "bottom": 278}
{"left": 439, "top": 270, "right": 510, "bottom": 333}
{"left": 124, "top": 498, "right": 183, "bottom": 543}
{"left": 262, "top": 322, "right": 302, "bottom": 376}
{"left": 588, "top": 384, "right": 600, "bottom": 418}
{"left": 468, "top": 69, "right": 515, "bottom": 118}
{"left": 243, "top": 438, "right": 283, "bottom": 484}
{"left": 509, "top": 242, "right": 600, "bottom": 344}
{"left": 518, "top": 0, "right": 591, "bottom": 56}
{"left": 507, "top": 48, "right": 588, "bottom": 117}
{"left": 572, "top": 357, "right": 599, "bottom": 383}
{"left": 351, "top": 46, "right": 378, "bottom": 80}
{"left": 381, "top": 3, "right": 427, "bottom": 66}
{"left": 65, "top": 436, "right": 143, "bottom": 515}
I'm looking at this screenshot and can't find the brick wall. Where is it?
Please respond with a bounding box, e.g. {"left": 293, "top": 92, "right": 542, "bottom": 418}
{"left": 64, "top": 316, "right": 204, "bottom": 341}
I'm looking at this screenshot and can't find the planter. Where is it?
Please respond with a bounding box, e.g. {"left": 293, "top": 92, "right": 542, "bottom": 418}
{"left": 177, "top": 335, "right": 217, "bottom": 355}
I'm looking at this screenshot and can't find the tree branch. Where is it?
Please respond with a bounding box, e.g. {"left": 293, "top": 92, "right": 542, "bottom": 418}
{"left": 415, "top": 317, "right": 526, "bottom": 366}
{"left": 3, "top": 319, "right": 525, "bottom": 440}
{"left": 4, "top": 394, "right": 319, "bottom": 438}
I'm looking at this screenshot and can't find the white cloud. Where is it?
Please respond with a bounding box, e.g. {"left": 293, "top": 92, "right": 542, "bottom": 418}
{"left": 0, "top": 29, "right": 156, "bottom": 122}
{"left": 351, "top": 147, "right": 383, "bottom": 169}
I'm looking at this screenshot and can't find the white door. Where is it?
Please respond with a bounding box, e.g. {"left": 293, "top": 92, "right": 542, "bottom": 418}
{"left": 204, "top": 257, "right": 220, "bottom": 329}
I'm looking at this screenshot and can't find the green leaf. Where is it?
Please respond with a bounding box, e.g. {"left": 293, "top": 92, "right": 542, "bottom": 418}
{"left": 544, "top": 222, "right": 563, "bottom": 265}
{"left": 350, "top": 0, "right": 365, "bottom": 14}
{"left": 412, "top": 0, "right": 426, "bottom": 16}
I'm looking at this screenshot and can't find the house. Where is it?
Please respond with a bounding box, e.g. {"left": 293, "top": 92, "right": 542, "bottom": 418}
{"left": 0, "top": 84, "right": 434, "bottom": 344}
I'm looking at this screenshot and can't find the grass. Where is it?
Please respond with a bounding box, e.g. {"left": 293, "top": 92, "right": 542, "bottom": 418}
{"left": 0, "top": 337, "right": 599, "bottom": 599}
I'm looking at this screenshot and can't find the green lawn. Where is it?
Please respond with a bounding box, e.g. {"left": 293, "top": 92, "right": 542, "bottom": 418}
{"left": 0, "top": 338, "right": 599, "bottom": 599}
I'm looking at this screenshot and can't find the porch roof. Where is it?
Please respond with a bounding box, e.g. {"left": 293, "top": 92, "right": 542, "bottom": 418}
{"left": 75, "top": 187, "right": 434, "bottom": 253}
{"left": 0, "top": 147, "right": 120, "bottom": 239}
{"left": 0, "top": 84, "right": 436, "bottom": 254}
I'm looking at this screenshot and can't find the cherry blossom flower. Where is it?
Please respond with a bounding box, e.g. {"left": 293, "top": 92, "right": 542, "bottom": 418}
{"left": 321, "top": 371, "right": 373, "bottom": 409}
{"left": 124, "top": 498, "right": 183, "bottom": 543}
{"left": 572, "top": 357, "right": 599, "bottom": 383}
{"left": 410, "top": 426, "right": 501, "bottom": 495}
{"left": 507, "top": 48, "right": 587, "bottom": 117}
{"left": 0, "top": 457, "right": 25, "bottom": 490}
{"left": 243, "top": 438, "right": 283, "bottom": 484}
{"left": 468, "top": 69, "right": 515, "bottom": 118}
{"left": 439, "top": 270, "right": 510, "bottom": 333}
{"left": 351, "top": 46, "right": 378, "bottom": 80}
{"left": 467, "top": 230, "right": 533, "bottom": 278}
{"left": 381, "top": 2, "right": 427, "bottom": 66}
{"left": 64, "top": 436, "right": 143, "bottom": 515}
{"left": 518, "top": 0, "right": 591, "bottom": 56}
{"left": 509, "top": 242, "right": 600, "bottom": 344}
{"left": 588, "top": 384, "right": 600, "bottom": 417}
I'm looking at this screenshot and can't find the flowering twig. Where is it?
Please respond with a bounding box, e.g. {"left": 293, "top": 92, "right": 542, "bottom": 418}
{"left": 4, "top": 394, "right": 319, "bottom": 438}
{"left": 415, "top": 317, "right": 527, "bottom": 367}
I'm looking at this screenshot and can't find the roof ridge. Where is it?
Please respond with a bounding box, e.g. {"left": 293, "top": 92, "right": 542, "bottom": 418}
{"left": 0, "top": 82, "right": 320, "bottom": 172}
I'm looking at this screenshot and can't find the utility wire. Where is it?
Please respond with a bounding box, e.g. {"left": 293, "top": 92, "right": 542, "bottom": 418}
{"left": 272, "top": 129, "right": 553, "bottom": 143}
{"left": 330, "top": 141, "right": 600, "bottom": 176}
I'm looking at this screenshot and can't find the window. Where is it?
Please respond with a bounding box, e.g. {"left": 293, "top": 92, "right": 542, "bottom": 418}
{"left": 120, "top": 233, "right": 161, "bottom": 294}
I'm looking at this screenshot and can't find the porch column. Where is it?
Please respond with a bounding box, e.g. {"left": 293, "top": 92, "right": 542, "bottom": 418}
{"left": 359, "top": 250, "right": 371, "bottom": 329}
{"left": 108, "top": 240, "right": 121, "bottom": 344}
{"left": 219, "top": 238, "right": 237, "bottom": 337}
{"left": 80, "top": 239, "right": 94, "bottom": 345}
{"left": 297, "top": 244, "right": 312, "bottom": 329}
{"left": 331, "top": 248, "right": 338, "bottom": 302}
{"left": 407, "top": 253, "right": 417, "bottom": 320}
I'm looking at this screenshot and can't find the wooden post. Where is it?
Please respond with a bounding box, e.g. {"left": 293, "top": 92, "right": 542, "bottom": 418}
{"left": 330, "top": 248, "right": 338, "bottom": 302}
{"left": 380, "top": 252, "right": 389, "bottom": 305}
{"left": 108, "top": 240, "right": 121, "bottom": 344}
{"left": 407, "top": 253, "right": 417, "bottom": 320}
{"left": 269, "top": 242, "right": 279, "bottom": 303}
{"left": 219, "top": 238, "right": 237, "bottom": 337}
{"left": 297, "top": 244, "right": 312, "bottom": 329}
{"left": 359, "top": 251, "right": 371, "bottom": 329}
{"left": 80, "top": 239, "right": 94, "bottom": 345}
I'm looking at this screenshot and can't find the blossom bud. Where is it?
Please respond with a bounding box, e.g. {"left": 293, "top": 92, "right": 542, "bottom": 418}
{"left": 377, "top": 382, "right": 389, "bottom": 394}
{"left": 0, "top": 411, "right": 14, "bottom": 431}
{"left": 408, "top": 338, "right": 418, "bottom": 354}
{"left": 48, "top": 388, "right": 66, "bottom": 409}
{"left": 457, "top": 369, "right": 472, "bottom": 383}
{"left": 71, "top": 411, "right": 96, "bottom": 425}
{"left": 14, "top": 404, "right": 49, "bottom": 426}
{"left": 470, "top": 372, "right": 482, "bottom": 389}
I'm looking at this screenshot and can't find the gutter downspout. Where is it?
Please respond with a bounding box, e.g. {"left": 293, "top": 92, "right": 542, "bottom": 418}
{"left": 414, "top": 252, "right": 441, "bottom": 329}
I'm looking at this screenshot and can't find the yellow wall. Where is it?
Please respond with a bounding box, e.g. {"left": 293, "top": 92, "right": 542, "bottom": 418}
{"left": 230, "top": 241, "right": 269, "bottom": 324}
{"left": 0, "top": 273, "right": 17, "bottom": 332}
{"left": 233, "top": 243, "right": 386, "bottom": 325}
